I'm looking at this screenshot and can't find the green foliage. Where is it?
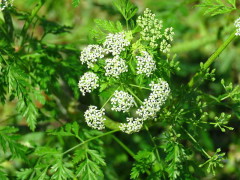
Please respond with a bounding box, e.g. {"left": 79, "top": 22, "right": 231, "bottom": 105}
{"left": 0, "top": 126, "right": 27, "bottom": 160}
{"left": 72, "top": 0, "right": 81, "bottom": 7}
{"left": 90, "top": 19, "right": 123, "bottom": 43}
{"left": 131, "top": 151, "right": 155, "bottom": 179}
{"left": 113, "top": 0, "right": 138, "bottom": 21}
{"left": 73, "top": 148, "right": 106, "bottom": 179}
{"left": 198, "top": 0, "right": 236, "bottom": 16}
{"left": 199, "top": 148, "right": 225, "bottom": 175}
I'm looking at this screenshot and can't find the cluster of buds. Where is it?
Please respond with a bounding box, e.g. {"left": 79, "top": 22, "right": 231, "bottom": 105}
{"left": 137, "top": 8, "right": 174, "bottom": 53}
{"left": 137, "top": 8, "right": 163, "bottom": 48}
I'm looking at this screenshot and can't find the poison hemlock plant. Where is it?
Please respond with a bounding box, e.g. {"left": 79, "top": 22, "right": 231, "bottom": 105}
{"left": 0, "top": 0, "right": 239, "bottom": 179}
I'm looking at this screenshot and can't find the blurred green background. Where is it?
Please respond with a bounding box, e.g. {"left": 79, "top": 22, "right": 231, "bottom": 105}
{"left": 1, "top": 0, "right": 240, "bottom": 179}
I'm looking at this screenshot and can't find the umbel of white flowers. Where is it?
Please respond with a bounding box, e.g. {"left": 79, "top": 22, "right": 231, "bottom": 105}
{"left": 0, "top": 0, "right": 14, "bottom": 10}
{"left": 84, "top": 106, "right": 106, "bottom": 130}
{"left": 78, "top": 72, "right": 99, "bottom": 96}
{"left": 235, "top": 17, "right": 240, "bottom": 36}
{"left": 82, "top": 78, "right": 170, "bottom": 133}
{"left": 104, "top": 56, "right": 128, "bottom": 78}
{"left": 110, "top": 90, "right": 135, "bottom": 113}
{"left": 79, "top": 8, "right": 173, "bottom": 133}
{"left": 136, "top": 51, "right": 156, "bottom": 77}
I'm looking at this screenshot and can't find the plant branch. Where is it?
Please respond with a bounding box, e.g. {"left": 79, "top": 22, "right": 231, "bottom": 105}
{"left": 188, "top": 31, "right": 236, "bottom": 87}
{"left": 62, "top": 129, "right": 119, "bottom": 155}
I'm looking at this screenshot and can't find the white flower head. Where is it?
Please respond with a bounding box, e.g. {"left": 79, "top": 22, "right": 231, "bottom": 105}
{"left": 119, "top": 117, "right": 143, "bottom": 134}
{"left": 136, "top": 79, "right": 170, "bottom": 121}
{"left": 234, "top": 17, "right": 240, "bottom": 36}
{"left": 164, "top": 27, "right": 174, "bottom": 41}
{"left": 84, "top": 106, "right": 106, "bottom": 130}
{"left": 104, "top": 55, "right": 128, "bottom": 78}
{"left": 136, "top": 51, "right": 156, "bottom": 77}
{"left": 0, "top": 0, "right": 13, "bottom": 10}
{"left": 80, "top": 45, "right": 104, "bottom": 68}
{"left": 78, "top": 72, "right": 99, "bottom": 96}
{"left": 103, "top": 32, "right": 130, "bottom": 55}
{"left": 160, "top": 39, "right": 171, "bottom": 54}
{"left": 111, "top": 90, "right": 135, "bottom": 112}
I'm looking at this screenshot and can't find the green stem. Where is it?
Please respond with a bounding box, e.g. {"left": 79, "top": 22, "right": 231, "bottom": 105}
{"left": 129, "top": 84, "right": 151, "bottom": 90}
{"left": 100, "top": 86, "right": 119, "bottom": 110}
{"left": 188, "top": 31, "right": 236, "bottom": 88}
{"left": 144, "top": 125, "right": 161, "bottom": 163}
{"left": 127, "top": 88, "right": 143, "bottom": 105}
{"left": 21, "top": 0, "right": 46, "bottom": 47}
{"left": 111, "top": 135, "right": 135, "bottom": 158}
{"left": 182, "top": 128, "right": 211, "bottom": 158}
{"left": 62, "top": 129, "right": 119, "bottom": 155}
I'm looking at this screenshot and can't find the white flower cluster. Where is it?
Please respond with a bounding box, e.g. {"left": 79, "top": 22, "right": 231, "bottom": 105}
{"left": 80, "top": 45, "right": 104, "bottom": 68}
{"left": 110, "top": 90, "right": 135, "bottom": 112}
{"left": 103, "top": 32, "right": 130, "bottom": 55}
{"left": 119, "top": 118, "right": 143, "bottom": 134}
{"left": 0, "top": 0, "right": 13, "bottom": 10}
{"left": 136, "top": 51, "right": 156, "bottom": 77}
{"left": 136, "top": 79, "right": 170, "bottom": 120}
{"left": 78, "top": 72, "right": 99, "bottom": 96}
{"left": 84, "top": 106, "right": 106, "bottom": 130}
{"left": 104, "top": 56, "right": 128, "bottom": 78}
{"left": 234, "top": 17, "right": 240, "bottom": 36}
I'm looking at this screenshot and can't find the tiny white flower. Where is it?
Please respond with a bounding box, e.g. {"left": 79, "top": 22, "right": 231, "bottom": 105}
{"left": 84, "top": 106, "right": 106, "bottom": 130}
{"left": 103, "top": 32, "right": 130, "bottom": 55}
{"left": 119, "top": 117, "right": 143, "bottom": 134}
{"left": 111, "top": 90, "right": 135, "bottom": 112}
{"left": 234, "top": 17, "right": 240, "bottom": 36}
{"left": 80, "top": 45, "right": 104, "bottom": 68}
{"left": 78, "top": 72, "right": 99, "bottom": 96}
{"left": 104, "top": 56, "right": 128, "bottom": 78}
{"left": 136, "top": 51, "right": 156, "bottom": 77}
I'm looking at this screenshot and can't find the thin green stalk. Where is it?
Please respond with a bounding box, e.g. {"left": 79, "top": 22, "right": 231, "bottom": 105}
{"left": 62, "top": 129, "right": 119, "bottom": 155}
{"left": 182, "top": 128, "right": 211, "bottom": 158}
{"left": 127, "top": 87, "right": 143, "bottom": 105}
{"left": 100, "top": 86, "right": 119, "bottom": 110}
{"left": 144, "top": 125, "right": 161, "bottom": 163}
{"left": 111, "top": 135, "right": 135, "bottom": 158}
{"left": 3, "top": 3, "right": 14, "bottom": 41}
{"left": 21, "top": 0, "right": 46, "bottom": 46}
{"left": 188, "top": 31, "right": 236, "bottom": 87}
{"left": 129, "top": 84, "right": 151, "bottom": 90}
